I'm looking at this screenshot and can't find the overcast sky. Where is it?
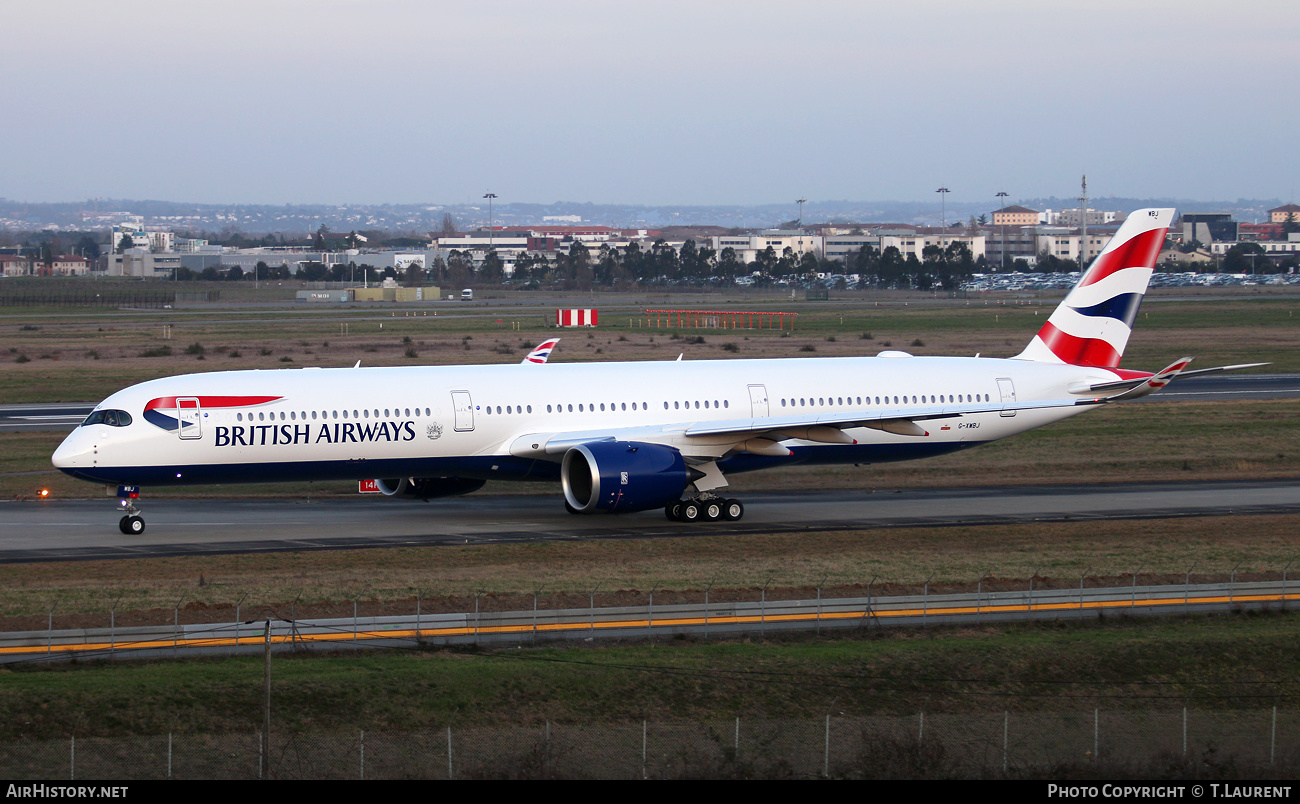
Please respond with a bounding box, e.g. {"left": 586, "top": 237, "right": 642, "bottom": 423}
{"left": 3, "top": 1, "right": 1296, "bottom": 207}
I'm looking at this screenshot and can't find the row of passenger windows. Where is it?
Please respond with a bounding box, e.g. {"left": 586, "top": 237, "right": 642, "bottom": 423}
{"left": 780, "top": 393, "right": 990, "bottom": 407}
{"left": 236, "top": 407, "right": 433, "bottom": 422}
{"left": 229, "top": 392, "right": 994, "bottom": 423}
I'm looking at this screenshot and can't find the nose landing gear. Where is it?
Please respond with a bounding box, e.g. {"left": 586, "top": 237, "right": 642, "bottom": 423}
{"left": 116, "top": 486, "right": 145, "bottom": 534}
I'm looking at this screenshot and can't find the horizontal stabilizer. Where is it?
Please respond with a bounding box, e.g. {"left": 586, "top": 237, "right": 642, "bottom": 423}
{"left": 1098, "top": 357, "right": 1193, "bottom": 401}
{"left": 1069, "top": 361, "right": 1271, "bottom": 397}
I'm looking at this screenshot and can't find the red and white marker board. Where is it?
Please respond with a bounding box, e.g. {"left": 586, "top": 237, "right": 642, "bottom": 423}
{"left": 556, "top": 308, "right": 598, "bottom": 327}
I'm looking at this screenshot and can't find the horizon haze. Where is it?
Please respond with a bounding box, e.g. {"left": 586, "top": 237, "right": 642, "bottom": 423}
{"left": 3, "top": 2, "right": 1296, "bottom": 208}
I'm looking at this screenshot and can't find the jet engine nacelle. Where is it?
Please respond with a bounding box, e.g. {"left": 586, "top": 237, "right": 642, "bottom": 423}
{"left": 561, "top": 441, "right": 691, "bottom": 514}
{"left": 374, "top": 477, "right": 487, "bottom": 500}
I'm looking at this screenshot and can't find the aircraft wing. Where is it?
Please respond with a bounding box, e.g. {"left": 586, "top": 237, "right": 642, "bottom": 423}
{"left": 507, "top": 395, "right": 1098, "bottom": 461}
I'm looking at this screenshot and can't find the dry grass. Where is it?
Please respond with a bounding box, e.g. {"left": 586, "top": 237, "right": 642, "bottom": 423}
{"left": 2, "top": 512, "right": 1296, "bottom": 630}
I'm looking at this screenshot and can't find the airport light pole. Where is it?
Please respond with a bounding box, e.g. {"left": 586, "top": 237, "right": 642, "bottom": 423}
{"left": 796, "top": 198, "right": 806, "bottom": 229}
{"left": 483, "top": 192, "right": 497, "bottom": 256}
{"left": 936, "top": 187, "right": 950, "bottom": 247}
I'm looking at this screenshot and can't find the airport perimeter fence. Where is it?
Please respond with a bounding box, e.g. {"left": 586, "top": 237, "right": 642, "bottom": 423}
{"left": 0, "top": 288, "right": 176, "bottom": 308}
{"left": 4, "top": 709, "right": 1299, "bottom": 780}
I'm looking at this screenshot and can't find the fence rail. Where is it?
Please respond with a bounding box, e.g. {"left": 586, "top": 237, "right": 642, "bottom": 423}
{"left": 1, "top": 580, "right": 1293, "bottom": 663}
{"left": 4, "top": 710, "right": 1297, "bottom": 779}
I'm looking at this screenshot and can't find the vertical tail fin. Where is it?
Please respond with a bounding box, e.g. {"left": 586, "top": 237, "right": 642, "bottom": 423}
{"left": 522, "top": 338, "right": 561, "bottom": 364}
{"left": 1016, "top": 207, "right": 1174, "bottom": 367}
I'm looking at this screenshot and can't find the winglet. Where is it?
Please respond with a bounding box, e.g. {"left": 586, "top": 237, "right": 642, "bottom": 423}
{"left": 1102, "top": 356, "right": 1193, "bottom": 401}
{"left": 522, "top": 338, "right": 561, "bottom": 364}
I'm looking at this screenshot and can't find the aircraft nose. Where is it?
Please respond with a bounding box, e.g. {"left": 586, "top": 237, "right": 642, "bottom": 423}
{"left": 52, "top": 430, "right": 91, "bottom": 471}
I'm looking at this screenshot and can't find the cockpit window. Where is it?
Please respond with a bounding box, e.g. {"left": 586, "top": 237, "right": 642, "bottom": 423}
{"left": 82, "top": 409, "right": 132, "bottom": 428}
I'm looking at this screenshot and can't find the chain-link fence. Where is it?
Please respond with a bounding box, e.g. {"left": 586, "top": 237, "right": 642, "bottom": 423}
{"left": 4, "top": 709, "right": 1297, "bottom": 779}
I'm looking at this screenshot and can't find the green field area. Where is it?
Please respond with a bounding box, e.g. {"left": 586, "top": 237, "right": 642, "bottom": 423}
{"left": 3, "top": 613, "right": 1298, "bottom": 740}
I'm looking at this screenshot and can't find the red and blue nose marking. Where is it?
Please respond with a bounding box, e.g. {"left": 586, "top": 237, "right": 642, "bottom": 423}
{"left": 143, "top": 395, "right": 282, "bottom": 431}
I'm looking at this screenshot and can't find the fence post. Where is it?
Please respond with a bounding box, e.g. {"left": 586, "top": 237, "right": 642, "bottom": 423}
{"left": 1182, "top": 707, "right": 1187, "bottom": 758}
{"left": 110, "top": 596, "right": 121, "bottom": 657}
{"left": 824, "top": 714, "right": 831, "bottom": 778}
{"left": 1094, "top": 708, "right": 1100, "bottom": 764}
{"left": 532, "top": 584, "right": 544, "bottom": 645}
{"left": 642, "top": 720, "right": 648, "bottom": 780}
{"left": 1002, "top": 712, "right": 1008, "bottom": 774}
{"left": 360, "top": 729, "right": 365, "bottom": 780}
{"left": 173, "top": 596, "right": 184, "bottom": 656}
{"left": 648, "top": 582, "right": 660, "bottom": 641}
{"left": 761, "top": 577, "right": 772, "bottom": 633}
{"left": 816, "top": 575, "right": 826, "bottom": 635}
{"left": 704, "top": 579, "right": 714, "bottom": 639}
{"left": 47, "top": 601, "right": 57, "bottom": 660}
{"left": 70, "top": 735, "right": 75, "bottom": 781}
{"left": 1272, "top": 706, "right": 1277, "bottom": 766}
{"left": 168, "top": 732, "right": 172, "bottom": 779}
{"left": 1284, "top": 560, "right": 1293, "bottom": 612}
{"left": 447, "top": 726, "right": 454, "bottom": 780}
{"left": 923, "top": 573, "right": 933, "bottom": 626}
{"left": 234, "top": 594, "right": 246, "bottom": 647}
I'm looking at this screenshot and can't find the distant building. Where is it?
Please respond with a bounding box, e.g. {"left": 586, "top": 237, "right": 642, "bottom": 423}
{"left": 877, "top": 232, "right": 985, "bottom": 262}
{"left": 992, "top": 205, "right": 1038, "bottom": 226}
{"left": 106, "top": 249, "right": 181, "bottom": 278}
{"left": 708, "top": 232, "right": 823, "bottom": 265}
{"left": 1055, "top": 208, "right": 1118, "bottom": 226}
{"left": 1269, "top": 204, "right": 1300, "bottom": 224}
{"left": 0, "top": 255, "right": 33, "bottom": 277}
{"left": 48, "top": 256, "right": 90, "bottom": 276}
{"left": 1181, "top": 213, "right": 1238, "bottom": 245}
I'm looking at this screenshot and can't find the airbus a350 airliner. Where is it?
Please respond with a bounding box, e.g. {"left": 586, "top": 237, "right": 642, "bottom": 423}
{"left": 53, "top": 208, "right": 1261, "bottom": 534}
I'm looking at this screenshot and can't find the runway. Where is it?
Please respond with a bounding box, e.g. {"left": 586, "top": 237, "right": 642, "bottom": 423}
{"left": 3, "top": 374, "right": 1296, "bottom": 432}
{"left": 2, "top": 478, "right": 1298, "bottom": 563}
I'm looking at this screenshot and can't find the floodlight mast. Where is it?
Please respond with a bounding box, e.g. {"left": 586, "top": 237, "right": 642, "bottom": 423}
{"left": 936, "top": 187, "right": 950, "bottom": 247}
{"left": 483, "top": 192, "right": 497, "bottom": 255}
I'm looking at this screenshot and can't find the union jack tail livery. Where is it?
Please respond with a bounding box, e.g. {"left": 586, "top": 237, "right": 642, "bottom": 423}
{"left": 522, "top": 338, "right": 561, "bottom": 364}
{"left": 1016, "top": 208, "right": 1173, "bottom": 367}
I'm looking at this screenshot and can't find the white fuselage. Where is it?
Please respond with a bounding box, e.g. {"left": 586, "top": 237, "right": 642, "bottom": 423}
{"left": 53, "top": 354, "right": 1120, "bottom": 489}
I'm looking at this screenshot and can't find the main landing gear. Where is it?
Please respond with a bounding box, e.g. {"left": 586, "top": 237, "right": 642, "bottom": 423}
{"left": 666, "top": 495, "right": 744, "bottom": 523}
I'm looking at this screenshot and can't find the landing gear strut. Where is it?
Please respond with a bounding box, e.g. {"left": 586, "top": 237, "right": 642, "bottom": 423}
{"left": 116, "top": 486, "right": 145, "bottom": 534}
{"left": 666, "top": 494, "right": 744, "bottom": 523}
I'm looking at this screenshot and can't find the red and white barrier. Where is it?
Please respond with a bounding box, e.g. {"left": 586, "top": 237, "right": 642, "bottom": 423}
{"left": 556, "top": 308, "right": 598, "bottom": 327}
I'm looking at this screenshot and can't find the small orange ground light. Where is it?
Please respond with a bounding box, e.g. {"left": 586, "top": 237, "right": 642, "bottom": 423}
{"left": 38, "top": 489, "right": 49, "bottom": 498}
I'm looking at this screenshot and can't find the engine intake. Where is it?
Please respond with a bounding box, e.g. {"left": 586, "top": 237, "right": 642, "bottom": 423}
{"left": 561, "top": 441, "right": 690, "bottom": 514}
{"left": 374, "top": 477, "right": 487, "bottom": 500}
